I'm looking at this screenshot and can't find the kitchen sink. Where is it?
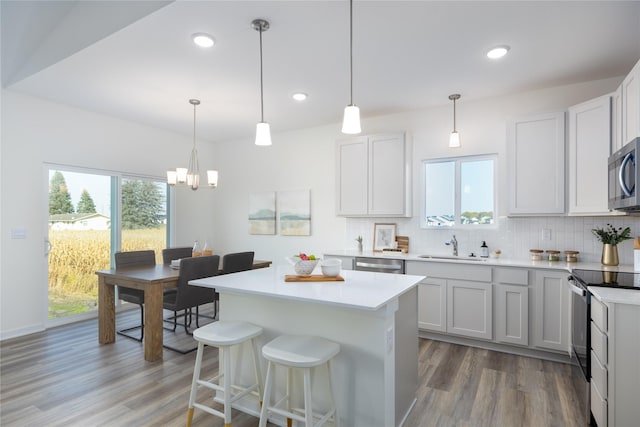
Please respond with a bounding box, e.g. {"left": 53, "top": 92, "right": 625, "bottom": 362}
{"left": 418, "top": 255, "right": 488, "bottom": 262}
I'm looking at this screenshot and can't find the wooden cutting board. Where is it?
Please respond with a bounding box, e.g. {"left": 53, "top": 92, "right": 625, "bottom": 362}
{"left": 284, "top": 275, "right": 345, "bottom": 282}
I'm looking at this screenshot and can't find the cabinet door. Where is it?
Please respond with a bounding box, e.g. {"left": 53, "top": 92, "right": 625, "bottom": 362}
{"left": 336, "top": 137, "right": 368, "bottom": 215}
{"left": 612, "top": 85, "right": 623, "bottom": 153}
{"left": 508, "top": 112, "right": 566, "bottom": 215}
{"left": 533, "top": 270, "right": 569, "bottom": 352}
{"left": 418, "top": 278, "right": 446, "bottom": 332}
{"left": 447, "top": 280, "right": 492, "bottom": 340}
{"left": 368, "top": 132, "right": 409, "bottom": 216}
{"left": 568, "top": 95, "right": 612, "bottom": 215}
{"left": 622, "top": 59, "right": 640, "bottom": 145}
{"left": 495, "top": 283, "right": 529, "bottom": 346}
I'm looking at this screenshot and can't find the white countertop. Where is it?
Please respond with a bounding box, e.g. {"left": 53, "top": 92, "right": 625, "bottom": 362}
{"left": 190, "top": 265, "right": 425, "bottom": 311}
{"left": 325, "top": 250, "right": 640, "bottom": 304}
{"left": 324, "top": 249, "right": 639, "bottom": 272}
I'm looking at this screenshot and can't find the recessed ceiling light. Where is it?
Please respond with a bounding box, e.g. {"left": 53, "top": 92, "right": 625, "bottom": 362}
{"left": 292, "top": 93, "right": 308, "bottom": 101}
{"left": 192, "top": 33, "right": 215, "bottom": 48}
{"left": 487, "top": 45, "right": 510, "bottom": 59}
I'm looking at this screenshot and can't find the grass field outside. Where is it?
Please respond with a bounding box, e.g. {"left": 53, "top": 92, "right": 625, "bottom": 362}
{"left": 48, "top": 227, "right": 166, "bottom": 319}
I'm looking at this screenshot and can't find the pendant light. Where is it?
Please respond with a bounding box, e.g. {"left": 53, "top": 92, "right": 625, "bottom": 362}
{"left": 448, "top": 94, "right": 461, "bottom": 148}
{"left": 167, "top": 99, "right": 219, "bottom": 189}
{"left": 342, "top": 0, "right": 361, "bottom": 134}
{"left": 252, "top": 19, "right": 272, "bottom": 146}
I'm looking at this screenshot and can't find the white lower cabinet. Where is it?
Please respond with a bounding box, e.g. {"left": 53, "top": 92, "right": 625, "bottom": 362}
{"left": 590, "top": 293, "right": 640, "bottom": 427}
{"left": 447, "top": 280, "right": 492, "bottom": 340}
{"left": 495, "top": 283, "right": 529, "bottom": 346}
{"left": 408, "top": 261, "right": 493, "bottom": 340}
{"left": 417, "top": 278, "right": 446, "bottom": 332}
{"left": 532, "top": 270, "right": 569, "bottom": 352}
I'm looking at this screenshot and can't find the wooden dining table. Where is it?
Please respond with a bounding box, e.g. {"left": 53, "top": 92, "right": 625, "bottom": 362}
{"left": 96, "top": 259, "right": 271, "bottom": 362}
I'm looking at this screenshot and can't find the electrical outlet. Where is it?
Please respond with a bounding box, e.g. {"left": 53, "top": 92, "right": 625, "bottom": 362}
{"left": 542, "top": 228, "right": 552, "bottom": 241}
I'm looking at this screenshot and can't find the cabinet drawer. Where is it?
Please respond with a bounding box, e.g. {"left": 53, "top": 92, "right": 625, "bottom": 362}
{"left": 590, "top": 349, "right": 608, "bottom": 398}
{"left": 591, "top": 320, "right": 608, "bottom": 365}
{"left": 493, "top": 267, "right": 529, "bottom": 285}
{"left": 591, "top": 381, "right": 608, "bottom": 427}
{"left": 591, "top": 296, "right": 608, "bottom": 332}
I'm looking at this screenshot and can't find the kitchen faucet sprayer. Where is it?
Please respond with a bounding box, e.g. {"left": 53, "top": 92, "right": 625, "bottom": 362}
{"left": 445, "top": 235, "right": 458, "bottom": 256}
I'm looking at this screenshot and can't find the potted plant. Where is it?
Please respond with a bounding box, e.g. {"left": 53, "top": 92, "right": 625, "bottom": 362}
{"left": 591, "top": 224, "right": 632, "bottom": 266}
{"left": 355, "top": 235, "right": 363, "bottom": 253}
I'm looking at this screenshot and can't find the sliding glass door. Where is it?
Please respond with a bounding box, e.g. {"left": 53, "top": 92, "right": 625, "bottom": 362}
{"left": 46, "top": 166, "right": 169, "bottom": 323}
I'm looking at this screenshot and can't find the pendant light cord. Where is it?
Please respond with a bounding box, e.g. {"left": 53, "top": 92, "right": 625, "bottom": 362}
{"left": 259, "top": 26, "right": 264, "bottom": 122}
{"left": 453, "top": 97, "right": 456, "bottom": 132}
{"left": 193, "top": 102, "right": 197, "bottom": 147}
{"left": 349, "top": 0, "right": 354, "bottom": 105}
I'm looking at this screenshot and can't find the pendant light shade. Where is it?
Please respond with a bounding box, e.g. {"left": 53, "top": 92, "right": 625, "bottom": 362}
{"left": 253, "top": 19, "right": 272, "bottom": 146}
{"left": 448, "top": 94, "right": 461, "bottom": 148}
{"left": 342, "top": 0, "right": 361, "bottom": 134}
{"left": 255, "top": 122, "right": 272, "bottom": 146}
{"left": 167, "top": 99, "right": 219, "bottom": 189}
{"left": 342, "top": 105, "right": 361, "bottom": 134}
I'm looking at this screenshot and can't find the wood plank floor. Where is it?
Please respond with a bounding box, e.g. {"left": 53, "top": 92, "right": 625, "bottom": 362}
{"left": 1, "top": 309, "right": 586, "bottom": 427}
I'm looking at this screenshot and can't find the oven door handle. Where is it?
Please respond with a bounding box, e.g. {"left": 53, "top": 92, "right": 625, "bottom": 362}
{"left": 567, "top": 278, "right": 586, "bottom": 296}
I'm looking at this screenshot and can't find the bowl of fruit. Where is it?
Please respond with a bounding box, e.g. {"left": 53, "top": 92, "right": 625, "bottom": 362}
{"left": 287, "top": 253, "right": 320, "bottom": 276}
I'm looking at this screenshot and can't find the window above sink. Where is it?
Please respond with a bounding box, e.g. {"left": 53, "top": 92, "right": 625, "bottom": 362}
{"left": 422, "top": 154, "right": 497, "bottom": 229}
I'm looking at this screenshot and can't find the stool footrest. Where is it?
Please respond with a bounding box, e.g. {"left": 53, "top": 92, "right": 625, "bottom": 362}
{"left": 193, "top": 402, "right": 224, "bottom": 419}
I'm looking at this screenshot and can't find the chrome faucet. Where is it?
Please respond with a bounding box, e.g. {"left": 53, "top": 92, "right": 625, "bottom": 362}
{"left": 445, "top": 235, "right": 458, "bottom": 256}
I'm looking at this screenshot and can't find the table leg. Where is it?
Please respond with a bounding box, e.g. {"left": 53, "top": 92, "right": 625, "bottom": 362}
{"left": 98, "top": 276, "right": 115, "bottom": 344}
{"left": 144, "top": 285, "right": 164, "bottom": 361}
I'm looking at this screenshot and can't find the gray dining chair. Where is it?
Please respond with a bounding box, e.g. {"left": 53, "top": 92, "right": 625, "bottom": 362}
{"left": 220, "top": 251, "right": 255, "bottom": 275}
{"left": 162, "top": 246, "right": 193, "bottom": 265}
{"left": 163, "top": 255, "right": 219, "bottom": 353}
{"left": 114, "top": 250, "right": 155, "bottom": 342}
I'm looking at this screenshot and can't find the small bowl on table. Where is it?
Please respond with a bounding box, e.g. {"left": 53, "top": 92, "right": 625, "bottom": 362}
{"left": 321, "top": 259, "right": 342, "bottom": 277}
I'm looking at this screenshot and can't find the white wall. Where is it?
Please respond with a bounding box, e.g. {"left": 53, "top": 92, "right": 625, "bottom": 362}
{"left": 3, "top": 75, "right": 639, "bottom": 339}
{"left": 0, "top": 90, "right": 217, "bottom": 339}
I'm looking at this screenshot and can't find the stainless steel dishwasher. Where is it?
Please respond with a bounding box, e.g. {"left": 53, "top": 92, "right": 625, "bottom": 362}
{"left": 354, "top": 257, "right": 405, "bottom": 274}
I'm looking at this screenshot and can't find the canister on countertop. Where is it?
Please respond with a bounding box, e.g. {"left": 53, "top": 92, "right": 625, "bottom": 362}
{"left": 634, "top": 238, "right": 640, "bottom": 272}
{"left": 564, "top": 251, "right": 579, "bottom": 263}
{"left": 546, "top": 250, "right": 560, "bottom": 262}
{"left": 530, "top": 249, "right": 543, "bottom": 261}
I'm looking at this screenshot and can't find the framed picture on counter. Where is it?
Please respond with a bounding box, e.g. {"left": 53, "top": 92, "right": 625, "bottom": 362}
{"left": 373, "top": 223, "right": 396, "bottom": 252}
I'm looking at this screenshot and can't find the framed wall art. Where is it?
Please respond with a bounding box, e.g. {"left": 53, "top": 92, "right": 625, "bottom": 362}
{"left": 373, "top": 223, "right": 396, "bottom": 251}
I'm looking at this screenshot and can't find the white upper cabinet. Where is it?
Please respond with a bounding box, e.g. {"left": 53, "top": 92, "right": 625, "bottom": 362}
{"left": 568, "top": 94, "right": 613, "bottom": 215}
{"left": 612, "top": 85, "right": 623, "bottom": 153}
{"left": 622, "top": 58, "right": 640, "bottom": 146}
{"left": 507, "top": 112, "right": 566, "bottom": 215}
{"left": 336, "top": 132, "right": 411, "bottom": 217}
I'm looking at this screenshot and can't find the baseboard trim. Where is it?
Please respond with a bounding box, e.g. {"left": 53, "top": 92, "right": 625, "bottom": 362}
{"left": 419, "top": 330, "right": 572, "bottom": 364}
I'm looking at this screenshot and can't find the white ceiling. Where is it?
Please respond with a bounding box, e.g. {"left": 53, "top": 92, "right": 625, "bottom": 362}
{"left": 2, "top": 0, "right": 640, "bottom": 143}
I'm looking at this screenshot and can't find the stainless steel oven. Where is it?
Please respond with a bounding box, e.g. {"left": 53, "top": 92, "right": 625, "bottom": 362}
{"left": 567, "top": 274, "right": 592, "bottom": 425}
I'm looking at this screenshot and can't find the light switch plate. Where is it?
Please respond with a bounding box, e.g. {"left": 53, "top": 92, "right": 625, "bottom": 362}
{"left": 541, "top": 228, "right": 552, "bottom": 241}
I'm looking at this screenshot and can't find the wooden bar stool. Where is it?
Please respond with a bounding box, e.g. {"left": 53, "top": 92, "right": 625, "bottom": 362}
{"left": 186, "top": 321, "right": 263, "bottom": 427}
{"left": 258, "top": 335, "right": 340, "bottom": 427}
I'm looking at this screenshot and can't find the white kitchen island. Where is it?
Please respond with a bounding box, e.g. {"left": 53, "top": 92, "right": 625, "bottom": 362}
{"left": 190, "top": 266, "right": 424, "bottom": 427}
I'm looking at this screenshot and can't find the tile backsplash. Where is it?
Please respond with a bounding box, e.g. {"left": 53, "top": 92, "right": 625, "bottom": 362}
{"left": 346, "top": 215, "right": 640, "bottom": 265}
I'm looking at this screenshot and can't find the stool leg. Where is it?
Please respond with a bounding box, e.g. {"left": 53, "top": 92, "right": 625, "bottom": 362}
{"left": 186, "top": 342, "right": 205, "bottom": 427}
{"left": 250, "top": 337, "right": 263, "bottom": 404}
{"left": 327, "top": 360, "right": 339, "bottom": 427}
{"left": 303, "top": 367, "right": 313, "bottom": 427}
{"left": 286, "top": 367, "right": 293, "bottom": 427}
{"left": 259, "top": 361, "right": 274, "bottom": 427}
{"left": 222, "top": 346, "right": 232, "bottom": 427}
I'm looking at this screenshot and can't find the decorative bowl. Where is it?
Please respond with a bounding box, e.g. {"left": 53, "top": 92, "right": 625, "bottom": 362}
{"left": 293, "top": 259, "right": 319, "bottom": 276}
{"left": 286, "top": 257, "right": 320, "bottom": 276}
{"left": 321, "top": 259, "right": 342, "bottom": 277}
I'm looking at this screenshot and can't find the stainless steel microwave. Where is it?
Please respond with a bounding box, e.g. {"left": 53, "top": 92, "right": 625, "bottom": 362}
{"left": 609, "top": 137, "right": 640, "bottom": 211}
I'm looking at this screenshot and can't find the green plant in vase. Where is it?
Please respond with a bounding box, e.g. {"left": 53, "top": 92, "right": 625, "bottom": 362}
{"left": 592, "top": 224, "right": 632, "bottom": 266}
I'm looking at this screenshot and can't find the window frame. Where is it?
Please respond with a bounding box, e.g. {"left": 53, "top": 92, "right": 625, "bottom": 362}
{"left": 421, "top": 154, "right": 498, "bottom": 229}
